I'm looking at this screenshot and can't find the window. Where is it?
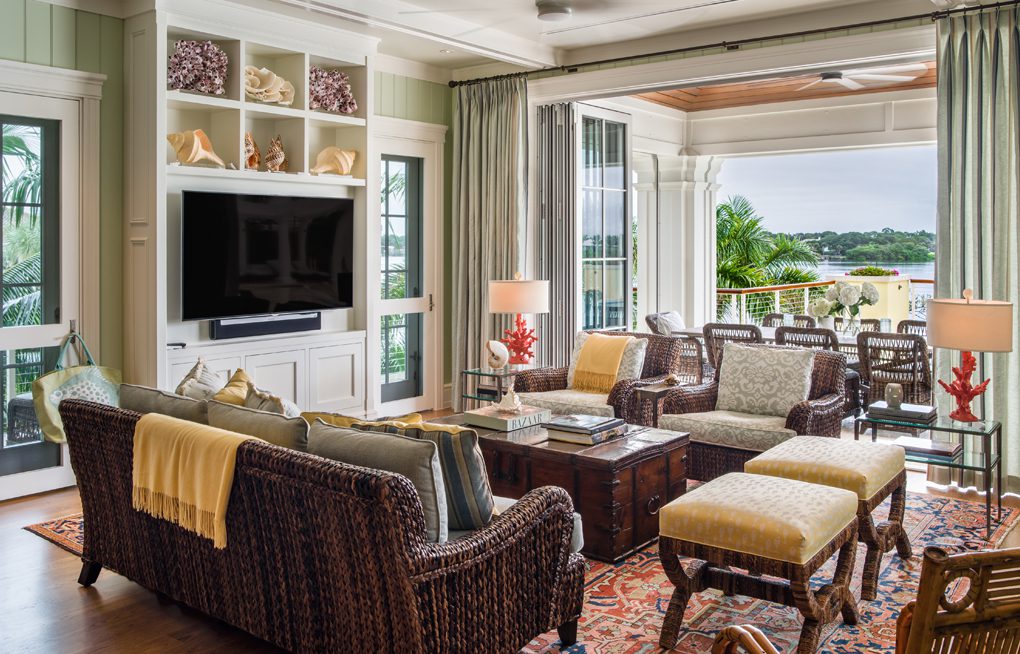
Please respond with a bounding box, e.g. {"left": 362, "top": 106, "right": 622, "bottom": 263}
{"left": 580, "top": 113, "right": 629, "bottom": 330}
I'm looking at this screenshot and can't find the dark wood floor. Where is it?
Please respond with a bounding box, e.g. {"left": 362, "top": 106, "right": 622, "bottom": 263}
{"left": 1, "top": 439, "right": 1016, "bottom": 652}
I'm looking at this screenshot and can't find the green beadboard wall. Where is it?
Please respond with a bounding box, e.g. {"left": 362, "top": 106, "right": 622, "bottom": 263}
{"left": 374, "top": 71, "right": 455, "bottom": 385}
{"left": 0, "top": 0, "right": 123, "bottom": 370}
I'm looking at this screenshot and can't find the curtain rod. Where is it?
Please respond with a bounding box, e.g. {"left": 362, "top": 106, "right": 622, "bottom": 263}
{"left": 449, "top": 0, "right": 1020, "bottom": 88}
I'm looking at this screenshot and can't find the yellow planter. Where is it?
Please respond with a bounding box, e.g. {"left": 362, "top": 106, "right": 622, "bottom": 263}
{"left": 828, "top": 275, "right": 912, "bottom": 327}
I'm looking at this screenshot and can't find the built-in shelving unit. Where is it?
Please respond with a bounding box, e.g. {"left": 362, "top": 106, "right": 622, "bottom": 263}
{"left": 124, "top": 1, "right": 378, "bottom": 416}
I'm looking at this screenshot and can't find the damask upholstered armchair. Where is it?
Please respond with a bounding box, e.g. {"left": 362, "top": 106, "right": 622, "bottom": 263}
{"left": 659, "top": 344, "right": 847, "bottom": 481}
{"left": 514, "top": 331, "right": 693, "bottom": 426}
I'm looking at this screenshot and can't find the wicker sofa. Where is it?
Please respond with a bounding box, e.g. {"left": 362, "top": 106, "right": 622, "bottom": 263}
{"left": 514, "top": 331, "right": 697, "bottom": 426}
{"left": 659, "top": 346, "right": 846, "bottom": 481}
{"left": 61, "top": 399, "right": 585, "bottom": 653}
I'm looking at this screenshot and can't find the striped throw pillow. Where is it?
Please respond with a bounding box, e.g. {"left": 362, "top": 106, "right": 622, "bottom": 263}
{"left": 354, "top": 421, "right": 494, "bottom": 530}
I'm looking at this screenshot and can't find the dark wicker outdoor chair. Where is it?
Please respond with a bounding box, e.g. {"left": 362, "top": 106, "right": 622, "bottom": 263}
{"left": 897, "top": 319, "right": 928, "bottom": 338}
{"left": 856, "top": 332, "right": 932, "bottom": 409}
{"left": 659, "top": 346, "right": 846, "bottom": 481}
{"left": 702, "top": 323, "right": 763, "bottom": 371}
{"left": 60, "top": 400, "right": 585, "bottom": 654}
{"left": 762, "top": 313, "right": 815, "bottom": 328}
{"left": 775, "top": 326, "right": 862, "bottom": 417}
{"left": 514, "top": 330, "right": 694, "bottom": 426}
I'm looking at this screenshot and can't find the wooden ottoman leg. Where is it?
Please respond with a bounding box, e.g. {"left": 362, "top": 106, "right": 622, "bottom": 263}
{"left": 791, "top": 527, "right": 858, "bottom": 654}
{"left": 860, "top": 480, "right": 912, "bottom": 601}
{"left": 659, "top": 538, "right": 708, "bottom": 649}
{"left": 888, "top": 483, "right": 912, "bottom": 559}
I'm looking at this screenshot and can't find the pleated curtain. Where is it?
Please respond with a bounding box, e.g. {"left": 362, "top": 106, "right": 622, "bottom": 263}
{"left": 451, "top": 77, "right": 528, "bottom": 410}
{"left": 932, "top": 6, "right": 1020, "bottom": 492}
{"left": 536, "top": 103, "right": 578, "bottom": 368}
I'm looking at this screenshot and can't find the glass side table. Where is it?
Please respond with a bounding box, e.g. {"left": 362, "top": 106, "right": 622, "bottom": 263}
{"left": 854, "top": 413, "right": 1002, "bottom": 539}
{"left": 460, "top": 364, "right": 537, "bottom": 408}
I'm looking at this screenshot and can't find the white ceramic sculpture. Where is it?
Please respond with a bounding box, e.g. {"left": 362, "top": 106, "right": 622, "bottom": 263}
{"left": 493, "top": 385, "right": 522, "bottom": 414}
{"left": 166, "top": 129, "right": 225, "bottom": 168}
{"left": 244, "top": 65, "right": 295, "bottom": 106}
{"left": 484, "top": 340, "right": 509, "bottom": 369}
{"left": 310, "top": 147, "right": 356, "bottom": 176}
{"left": 885, "top": 382, "right": 903, "bottom": 409}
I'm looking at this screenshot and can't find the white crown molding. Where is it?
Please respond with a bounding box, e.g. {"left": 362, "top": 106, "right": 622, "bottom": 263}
{"left": 374, "top": 54, "right": 452, "bottom": 85}
{"left": 40, "top": 0, "right": 151, "bottom": 19}
{"left": 0, "top": 59, "right": 105, "bottom": 99}
{"left": 374, "top": 116, "right": 448, "bottom": 142}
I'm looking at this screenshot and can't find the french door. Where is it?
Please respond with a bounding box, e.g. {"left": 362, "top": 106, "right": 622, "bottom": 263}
{"left": 0, "top": 92, "right": 81, "bottom": 501}
{"left": 376, "top": 131, "right": 442, "bottom": 414}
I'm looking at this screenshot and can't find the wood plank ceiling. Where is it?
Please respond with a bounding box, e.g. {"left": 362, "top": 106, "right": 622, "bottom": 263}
{"left": 634, "top": 60, "right": 936, "bottom": 113}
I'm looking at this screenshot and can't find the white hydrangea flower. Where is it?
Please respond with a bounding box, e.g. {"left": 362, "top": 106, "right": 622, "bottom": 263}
{"left": 808, "top": 298, "right": 834, "bottom": 318}
{"left": 838, "top": 283, "right": 862, "bottom": 307}
{"left": 824, "top": 283, "right": 842, "bottom": 301}
{"left": 861, "top": 282, "right": 880, "bottom": 304}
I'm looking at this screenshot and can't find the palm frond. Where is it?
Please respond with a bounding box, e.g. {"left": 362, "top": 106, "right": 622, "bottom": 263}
{"left": 2, "top": 253, "right": 42, "bottom": 326}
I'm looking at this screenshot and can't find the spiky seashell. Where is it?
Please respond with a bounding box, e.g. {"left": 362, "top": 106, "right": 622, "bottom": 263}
{"left": 309, "top": 146, "right": 356, "bottom": 176}
{"left": 166, "top": 129, "right": 225, "bottom": 168}
{"left": 264, "top": 135, "right": 287, "bottom": 172}
{"left": 244, "top": 132, "right": 260, "bottom": 170}
{"left": 244, "top": 65, "right": 295, "bottom": 106}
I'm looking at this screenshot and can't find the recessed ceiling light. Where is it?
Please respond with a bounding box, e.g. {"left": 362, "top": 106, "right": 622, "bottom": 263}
{"left": 440, "top": 49, "right": 455, "bottom": 54}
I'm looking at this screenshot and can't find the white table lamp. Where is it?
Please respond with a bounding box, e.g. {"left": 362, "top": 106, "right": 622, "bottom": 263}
{"left": 488, "top": 273, "right": 550, "bottom": 365}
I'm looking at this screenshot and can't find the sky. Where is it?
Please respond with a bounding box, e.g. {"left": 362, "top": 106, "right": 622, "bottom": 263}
{"left": 714, "top": 144, "right": 937, "bottom": 234}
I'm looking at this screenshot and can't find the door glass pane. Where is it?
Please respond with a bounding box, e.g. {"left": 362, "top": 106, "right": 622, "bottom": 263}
{"left": 582, "top": 260, "right": 604, "bottom": 330}
{"left": 604, "top": 121, "right": 625, "bottom": 189}
{"left": 581, "top": 188, "right": 602, "bottom": 259}
{"left": 2, "top": 119, "right": 58, "bottom": 326}
{"left": 604, "top": 190, "right": 625, "bottom": 259}
{"left": 0, "top": 345, "right": 60, "bottom": 477}
{"left": 380, "top": 155, "right": 422, "bottom": 299}
{"left": 604, "top": 261, "right": 626, "bottom": 328}
{"left": 380, "top": 312, "right": 423, "bottom": 402}
{"left": 582, "top": 117, "right": 602, "bottom": 187}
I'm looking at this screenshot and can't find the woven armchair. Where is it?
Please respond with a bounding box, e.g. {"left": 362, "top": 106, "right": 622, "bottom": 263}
{"left": 60, "top": 400, "right": 585, "bottom": 653}
{"left": 762, "top": 313, "right": 815, "bottom": 328}
{"left": 897, "top": 319, "right": 928, "bottom": 338}
{"left": 703, "top": 323, "right": 763, "bottom": 370}
{"left": 775, "top": 326, "right": 862, "bottom": 417}
{"left": 514, "top": 331, "right": 692, "bottom": 426}
{"left": 856, "top": 332, "right": 932, "bottom": 408}
{"left": 660, "top": 347, "right": 846, "bottom": 481}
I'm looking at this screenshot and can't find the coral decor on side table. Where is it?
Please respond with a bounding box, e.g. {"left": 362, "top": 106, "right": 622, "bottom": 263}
{"left": 167, "top": 40, "right": 228, "bottom": 96}
{"left": 927, "top": 289, "right": 1014, "bottom": 423}
{"left": 488, "top": 274, "right": 550, "bottom": 366}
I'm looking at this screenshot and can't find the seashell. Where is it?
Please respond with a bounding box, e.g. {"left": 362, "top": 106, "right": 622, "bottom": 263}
{"left": 244, "top": 132, "right": 260, "bottom": 170}
{"left": 264, "top": 134, "right": 287, "bottom": 172}
{"left": 484, "top": 340, "right": 509, "bottom": 369}
{"left": 166, "top": 129, "right": 225, "bottom": 168}
{"left": 244, "top": 65, "right": 293, "bottom": 106}
{"left": 309, "top": 146, "right": 356, "bottom": 176}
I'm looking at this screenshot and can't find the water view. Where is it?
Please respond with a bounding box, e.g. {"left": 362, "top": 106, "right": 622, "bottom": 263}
{"left": 814, "top": 261, "right": 935, "bottom": 280}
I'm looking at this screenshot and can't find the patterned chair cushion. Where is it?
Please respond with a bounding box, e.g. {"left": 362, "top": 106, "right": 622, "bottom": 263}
{"left": 566, "top": 332, "right": 648, "bottom": 389}
{"left": 517, "top": 389, "right": 614, "bottom": 417}
{"left": 658, "top": 410, "right": 795, "bottom": 452}
{"left": 658, "top": 472, "right": 858, "bottom": 564}
{"left": 448, "top": 495, "right": 584, "bottom": 554}
{"left": 745, "top": 435, "right": 905, "bottom": 500}
{"left": 716, "top": 344, "right": 815, "bottom": 417}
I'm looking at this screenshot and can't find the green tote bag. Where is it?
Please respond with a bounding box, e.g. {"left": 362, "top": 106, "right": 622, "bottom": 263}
{"left": 32, "top": 333, "right": 121, "bottom": 443}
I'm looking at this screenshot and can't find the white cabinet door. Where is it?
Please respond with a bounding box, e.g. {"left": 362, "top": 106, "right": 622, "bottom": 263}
{"left": 308, "top": 343, "right": 365, "bottom": 412}
{"left": 244, "top": 350, "right": 306, "bottom": 405}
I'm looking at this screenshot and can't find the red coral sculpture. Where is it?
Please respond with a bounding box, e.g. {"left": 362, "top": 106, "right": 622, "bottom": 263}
{"left": 501, "top": 314, "right": 537, "bottom": 365}
{"left": 938, "top": 351, "right": 990, "bottom": 422}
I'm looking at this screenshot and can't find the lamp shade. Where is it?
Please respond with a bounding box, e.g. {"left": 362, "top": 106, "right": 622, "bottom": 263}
{"left": 488, "top": 279, "right": 550, "bottom": 314}
{"left": 927, "top": 297, "right": 1014, "bottom": 352}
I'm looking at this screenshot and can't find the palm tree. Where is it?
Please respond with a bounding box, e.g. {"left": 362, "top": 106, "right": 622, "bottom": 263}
{"left": 2, "top": 123, "right": 44, "bottom": 327}
{"left": 716, "top": 195, "right": 819, "bottom": 289}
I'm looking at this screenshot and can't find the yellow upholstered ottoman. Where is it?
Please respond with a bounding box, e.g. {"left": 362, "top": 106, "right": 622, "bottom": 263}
{"left": 745, "top": 436, "right": 912, "bottom": 600}
{"left": 657, "top": 473, "right": 860, "bottom": 654}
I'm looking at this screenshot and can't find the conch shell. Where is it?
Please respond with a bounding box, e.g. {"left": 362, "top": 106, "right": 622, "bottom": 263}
{"left": 166, "top": 129, "right": 225, "bottom": 168}
{"left": 492, "top": 383, "right": 522, "bottom": 415}
{"left": 244, "top": 132, "right": 260, "bottom": 170}
{"left": 264, "top": 134, "right": 287, "bottom": 172}
{"left": 310, "top": 146, "right": 356, "bottom": 176}
{"left": 244, "top": 65, "right": 295, "bottom": 106}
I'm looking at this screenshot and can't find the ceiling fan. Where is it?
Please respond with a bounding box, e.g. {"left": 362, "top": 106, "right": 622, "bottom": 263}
{"left": 796, "top": 63, "right": 928, "bottom": 92}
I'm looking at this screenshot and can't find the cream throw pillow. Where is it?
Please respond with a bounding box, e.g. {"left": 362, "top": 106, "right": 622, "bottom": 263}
{"left": 243, "top": 382, "right": 301, "bottom": 418}
{"left": 566, "top": 332, "right": 648, "bottom": 389}
{"left": 715, "top": 344, "right": 815, "bottom": 418}
{"left": 175, "top": 358, "right": 226, "bottom": 400}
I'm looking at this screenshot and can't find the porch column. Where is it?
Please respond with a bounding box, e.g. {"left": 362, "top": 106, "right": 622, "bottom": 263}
{"left": 633, "top": 154, "right": 658, "bottom": 329}
{"left": 656, "top": 154, "right": 723, "bottom": 327}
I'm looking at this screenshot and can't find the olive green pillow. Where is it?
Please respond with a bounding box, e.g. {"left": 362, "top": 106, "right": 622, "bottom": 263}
{"left": 119, "top": 384, "right": 208, "bottom": 424}
{"left": 207, "top": 400, "right": 308, "bottom": 452}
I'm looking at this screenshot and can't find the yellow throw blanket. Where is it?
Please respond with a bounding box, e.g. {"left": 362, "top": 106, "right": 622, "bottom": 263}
{"left": 573, "top": 333, "right": 635, "bottom": 393}
{"left": 131, "top": 413, "right": 255, "bottom": 549}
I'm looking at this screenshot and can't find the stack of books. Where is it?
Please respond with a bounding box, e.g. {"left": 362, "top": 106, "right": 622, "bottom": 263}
{"left": 868, "top": 401, "right": 937, "bottom": 424}
{"left": 890, "top": 436, "right": 962, "bottom": 459}
{"left": 463, "top": 405, "right": 552, "bottom": 432}
{"left": 544, "top": 415, "right": 628, "bottom": 445}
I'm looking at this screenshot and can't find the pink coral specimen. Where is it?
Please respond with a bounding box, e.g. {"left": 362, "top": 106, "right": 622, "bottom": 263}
{"left": 308, "top": 64, "right": 358, "bottom": 114}
{"left": 167, "top": 40, "right": 228, "bottom": 96}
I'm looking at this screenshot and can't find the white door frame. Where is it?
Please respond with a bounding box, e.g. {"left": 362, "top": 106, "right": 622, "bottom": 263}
{"left": 0, "top": 61, "right": 103, "bottom": 501}
{"left": 372, "top": 117, "right": 447, "bottom": 415}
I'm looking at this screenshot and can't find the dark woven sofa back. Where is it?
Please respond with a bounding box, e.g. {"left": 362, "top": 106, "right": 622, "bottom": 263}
{"left": 60, "top": 399, "right": 430, "bottom": 652}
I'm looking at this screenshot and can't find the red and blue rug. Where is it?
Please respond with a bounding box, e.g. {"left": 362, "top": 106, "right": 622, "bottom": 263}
{"left": 25, "top": 491, "right": 1017, "bottom": 654}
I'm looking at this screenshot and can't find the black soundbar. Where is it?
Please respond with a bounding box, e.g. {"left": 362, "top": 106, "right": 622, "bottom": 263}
{"left": 210, "top": 312, "right": 322, "bottom": 340}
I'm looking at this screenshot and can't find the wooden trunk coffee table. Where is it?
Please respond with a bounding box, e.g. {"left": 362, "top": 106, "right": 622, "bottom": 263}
{"left": 438, "top": 414, "right": 690, "bottom": 562}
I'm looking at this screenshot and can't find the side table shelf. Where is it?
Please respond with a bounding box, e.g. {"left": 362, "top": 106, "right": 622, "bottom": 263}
{"left": 460, "top": 365, "right": 538, "bottom": 408}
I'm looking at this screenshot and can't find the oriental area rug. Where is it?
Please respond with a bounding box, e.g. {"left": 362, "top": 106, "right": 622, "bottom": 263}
{"left": 26, "top": 492, "right": 1018, "bottom": 654}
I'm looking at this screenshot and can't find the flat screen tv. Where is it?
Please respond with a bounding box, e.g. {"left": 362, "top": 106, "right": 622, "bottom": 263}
{"left": 181, "top": 190, "right": 354, "bottom": 321}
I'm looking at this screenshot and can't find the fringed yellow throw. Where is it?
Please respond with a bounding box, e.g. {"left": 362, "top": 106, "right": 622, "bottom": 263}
{"left": 131, "top": 413, "right": 255, "bottom": 549}
{"left": 573, "top": 333, "right": 634, "bottom": 393}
